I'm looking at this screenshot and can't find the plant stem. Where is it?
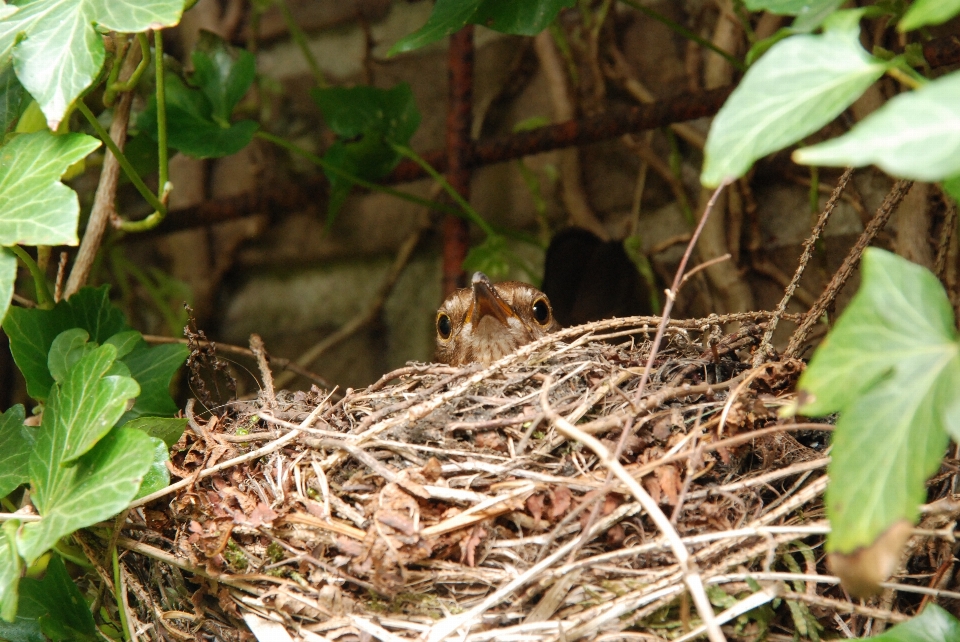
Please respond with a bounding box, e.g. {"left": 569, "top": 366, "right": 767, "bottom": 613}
{"left": 391, "top": 142, "right": 497, "bottom": 236}
{"left": 11, "top": 246, "right": 53, "bottom": 309}
{"left": 154, "top": 29, "right": 169, "bottom": 198}
{"left": 77, "top": 101, "right": 166, "bottom": 215}
{"left": 277, "top": 0, "right": 326, "bottom": 87}
{"left": 886, "top": 65, "right": 925, "bottom": 89}
{"left": 112, "top": 34, "right": 151, "bottom": 94}
{"left": 104, "top": 33, "right": 151, "bottom": 106}
{"left": 254, "top": 130, "right": 463, "bottom": 217}
{"left": 112, "top": 546, "right": 132, "bottom": 641}
{"left": 618, "top": 0, "right": 747, "bottom": 71}
{"left": 114, "top": 29, "right": 172, "bottom": 233}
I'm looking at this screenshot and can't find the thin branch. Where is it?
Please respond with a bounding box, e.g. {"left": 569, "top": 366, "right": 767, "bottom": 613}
{"left": 753, "top": 167, "right": 853, "bottom": 366}
{"left": 786, "top": 179, "right": 913, "bottom": 357}
{"left": 66, "top": 47, "right": 142, "bottom": 297}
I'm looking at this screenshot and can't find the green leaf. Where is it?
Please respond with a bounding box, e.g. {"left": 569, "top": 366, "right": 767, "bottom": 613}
{"left": 41, "top": 343, "right": 139, "bottom": 466}
{"left": 118, "top": 342, "right": 189, "bottom": 423}
{"left": 0, "top": 0, "right": 184, "bottom": 129}
{"left": 943, "top": 175, "right": 960, "bottom": 205}
{"left": 863, "top": 604, "right": 960, "bottom": 641}
{"left": 389, "top": 0, "right": 574, "bottom": 55}
{"left": 139, "top": 71, "right": 258, "bottom": 159}
{"left": 16, "top": 556, "right": 96, "bottom": 641}
{"left": 0, "top": 62, "right": 25, "bottom": 134}
{"left": 190, "top": 30, "right": 256, "bottom": 126}
{"left": 136, "top": 435, "right": 170, "bottom": 498}
{"left": 701, "top": 22, "right": 887, "bottom": 186}
{"left": 0, "top": 521, "right": 21, "bottom": 623}
{"left": 794, "top": 71, "right": 960, "bottom": 182}
{"left": 47, "top": 329, "right": 97, "bottom": 384}
{"left": 744, "top": 0, "right": 838, "bottom": 12}
{"left": 0, "top": 405, "right": 30, "bottom": 498}
{"left": 3, "top": 286, "right": 128, "bottom": 400}
{"left": 471, "top": 0, "right": 575, "bottom": 35}
{"left": 898, "top": 0, "right": 960, "bottom": 31}
{"left": 0, "top": 247, "right": 16, "bottom": 329}
{"left": 311, "top": 83, "right": 421, "bottom": 222}
{"left": 104, "top": 330, "right": 142, "bottom": 359}
{"left": 19, "top": 424, "right": 153, "bottom": 565}
{"left": 798, "top": 249, "right": 959, "bottom": 554}
{"left": 0, "top": 131, "right": 101, "bottom": 246}
{"left": 744, "top": 0, "right": 846, "bottom": 31}
{"left": 125, "top": 416, "right": 187, "bottom": 448}
{"left": 463, "top": 235, "right": 511, "bottom": 281}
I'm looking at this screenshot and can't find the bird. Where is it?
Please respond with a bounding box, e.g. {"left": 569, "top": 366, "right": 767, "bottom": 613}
{"left": 434, "top": 272, "right": 561, "bottom": 366}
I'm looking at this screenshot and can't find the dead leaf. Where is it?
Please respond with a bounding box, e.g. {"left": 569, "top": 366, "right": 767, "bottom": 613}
{"left": 475, "top": 431, "right": 507, "bottom": 451}
{"left": 548, "top": 486, "right": 572, "bottom": 520}
{"left": 526, "top": 493, "right": 545, "bottom": 523}
{"left": 656, "top": 465, "right": 681, "bottom": 505}
{"left": 459, "top": 524, "right": 487, "bottom": 566}
{"left": 422, "top": 457, "right": 442, "bottom": 481}
{"left": 827, "top": 520, "right": 913, "bottom": 598}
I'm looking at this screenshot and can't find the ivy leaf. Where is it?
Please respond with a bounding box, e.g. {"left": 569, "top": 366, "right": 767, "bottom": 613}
{"left": 798, "top": 249, "right": 959, "bottom": 555}
{"left": 3, "top": 286, "right": 128, "bottom": 400}
{"left": 190, "top": 30, "right": 256, "bottom": 126}
{"left": 463, "top": 235, "right": 511, "bottom": 281}
{"left": 136, "top": 435, "right": 171, "bottom": 498}
{"left": 862, "top": 604, "right": 960, "bottom": 641}
{"left": 47, "top": 329, "right": 99, "bottom": 384}
{"left": 701, "top": 16, "right": 887, "bottom": 186}
{"left": 311, "top": 83, "right": 420, "bottom": 222}
{"left": 898, "top": 0, "right": 960, "bottom": 32}
{"left": 139, "top": 32, "right": 257, "bottom": 159}
{"left": 0, "top": 247, "right": 15, "bottom": 325}
{"left": 17, "top": 345, "right": 152, "bottom": 564}
{"left": 0, "top": 405, "right": 30, "bottom": 498}
{"left": 118, "top": 342, "right": 189, "bottom": 423}
{"left": 0, "top": 62, "right": 25, "bottom": 134}
{"left": 0, "top": 521, "right": 21, "bottom": 623}
{"left": 0, "top": 131, "right": 101, "bottom": 246}
{"left": 16, "top": 556, "right": 97, "bottom": 641}
{"left": 794, "top": 72, "right": 960, "bottom": 182}
{"left": 42, "top": 342, "right": 139, "bottom": 466}
{"left": 943, "top": 175, "right": 960, "bottom": 205}
{"left": 390, "top": 0, "right": 574, "bottom": 55}
{"left": 0, "top": 0, "right": 184, "bottom": 129}
{"left": 125, "top": 416, "right": 187, "bottom": 448}
{"left": 139, "top": 72, "right": 258, "bottom": 159}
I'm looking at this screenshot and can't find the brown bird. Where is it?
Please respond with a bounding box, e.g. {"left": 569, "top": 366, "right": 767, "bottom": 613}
{"left": 435, "top": 272, "right": 561, "bottom": 366}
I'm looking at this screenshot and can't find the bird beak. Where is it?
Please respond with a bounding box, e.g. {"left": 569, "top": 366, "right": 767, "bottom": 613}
{"left": 469, "top": 272, "right": 516, "bottom": 325}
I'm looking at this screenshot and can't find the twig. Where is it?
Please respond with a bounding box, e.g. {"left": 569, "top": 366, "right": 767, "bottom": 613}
{"left": 249, "top": 334, "right": 277, "bottom": 411}
{"left": 935, "top": 183, "right": 958, "bottom": 281}
{"left": 54, "top": 251, "right": 68, "bottom": 303}
{"left": 65, "top": 44, "right": 141, "bottom": 297}
{"left": 786, "top": 179, "right": 913, "bottom": 357}
{"left": 754, "top": 168, "right": 853, "bottom": 366}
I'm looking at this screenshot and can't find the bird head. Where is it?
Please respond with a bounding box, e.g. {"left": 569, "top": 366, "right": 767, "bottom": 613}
{"left": 434, "top": 272, "right": 561, "bottom": 366}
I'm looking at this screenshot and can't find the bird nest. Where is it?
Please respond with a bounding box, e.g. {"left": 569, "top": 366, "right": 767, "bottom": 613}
{"left": 93, "top": 314, "right": 960, "bottom": 641}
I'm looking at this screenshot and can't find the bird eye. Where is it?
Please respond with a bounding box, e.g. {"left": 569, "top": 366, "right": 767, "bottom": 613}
{"left": 532, "top": 298, "right": 550, "bottom": 325}
{"left": 437, "top": 313, "right": 452, "bottom": 340}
